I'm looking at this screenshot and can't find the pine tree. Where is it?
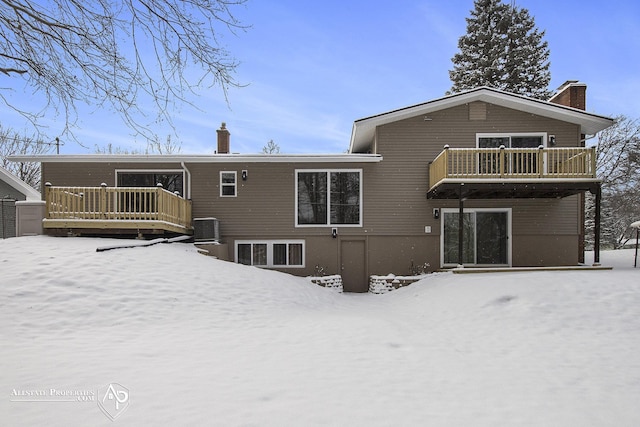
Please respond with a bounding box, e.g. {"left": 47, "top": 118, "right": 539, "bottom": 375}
{"left": 449, "top": 0, "right": 552, "bottom": 99}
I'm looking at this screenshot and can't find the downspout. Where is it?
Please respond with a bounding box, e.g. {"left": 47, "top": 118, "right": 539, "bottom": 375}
{"left": 180, "top": 162, "right": 191, "bottom": 199}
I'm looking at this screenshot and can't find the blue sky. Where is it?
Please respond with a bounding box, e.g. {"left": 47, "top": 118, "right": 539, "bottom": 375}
{"left": 3, "top": 0, "right": 640, "bottom": 154}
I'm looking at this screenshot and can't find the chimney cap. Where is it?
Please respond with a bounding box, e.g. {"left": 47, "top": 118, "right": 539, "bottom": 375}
{"left": 220, "top": 122, "right": 226, "bottom": 130}
{"left": 555, "top": 80, "right": 586, "bottom": 91}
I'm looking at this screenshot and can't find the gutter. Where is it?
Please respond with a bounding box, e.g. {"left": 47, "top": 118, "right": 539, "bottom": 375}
{"left": 7, "top": 153, "right": 384, "bottom": 163}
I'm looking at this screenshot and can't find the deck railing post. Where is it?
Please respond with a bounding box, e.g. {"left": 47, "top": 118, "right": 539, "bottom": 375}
{"left": 156, "top": 184, "right": 163, "bottom": 221}
{"left": 44, "top": 182, "right": 52, "bottom": 219}
{"left": 499, "top": 145, "right": 505, "bottom": 178}
{"left": 100, "top": 183, "right": 107, "bottom": 219}
{"left": 538, "top": 145, "right": 544, "bottom": 178}
{"left": 443, "top": 145, "right": 449, "bottom": 179}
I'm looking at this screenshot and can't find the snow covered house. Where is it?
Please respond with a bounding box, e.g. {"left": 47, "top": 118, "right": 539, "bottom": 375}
{"left": 11, "top": 82, "right": 614, "bottom": 291}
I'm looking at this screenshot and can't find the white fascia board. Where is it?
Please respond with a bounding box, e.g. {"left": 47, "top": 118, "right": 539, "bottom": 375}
{"left": 0, "top": 164, "right": 41, "bottom": 200}
{"left": 349, "top": 87, "right": 614, "bottom": 153}
{"left": 8, "top": 153, "right": 383, "bottom": 164}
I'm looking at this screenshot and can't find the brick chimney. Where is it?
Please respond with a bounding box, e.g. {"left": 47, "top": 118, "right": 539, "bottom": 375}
{"left": 548, "top": 80, "right": 586, "bottom": 110}
{"left": 216, "top": 122, "right": 230, "bottom": 154}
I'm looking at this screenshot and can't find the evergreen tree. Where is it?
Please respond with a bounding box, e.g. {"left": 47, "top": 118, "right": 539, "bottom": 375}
{"left": 449, "top": 0, "right": 552, "bottom": 99}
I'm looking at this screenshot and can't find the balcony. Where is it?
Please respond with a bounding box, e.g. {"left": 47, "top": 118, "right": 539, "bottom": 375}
{"left": 427, "top": 146, "right": 599, "bottom": 199}
{"left": 43, "top": 185, "right": 193, "bottom": 235}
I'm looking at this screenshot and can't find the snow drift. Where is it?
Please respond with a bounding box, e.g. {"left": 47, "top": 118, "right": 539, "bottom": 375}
{"left": 1, "top": 236, "right": 639, "bottom": 426}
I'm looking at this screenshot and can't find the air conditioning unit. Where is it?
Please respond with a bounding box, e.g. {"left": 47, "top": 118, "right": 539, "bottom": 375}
{"left": 194, "top": 217, "right": 220, "bottom": 242}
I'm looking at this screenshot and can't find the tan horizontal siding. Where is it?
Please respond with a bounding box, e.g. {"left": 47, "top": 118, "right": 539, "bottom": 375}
{"left": 432, "top": 198, "right": 579, "bottom": 235}
{"left": 362, "top": 103, "right": 583, "bottom": 237}
{"left": 187, "top": 162, "right": 378, "bottom": 239}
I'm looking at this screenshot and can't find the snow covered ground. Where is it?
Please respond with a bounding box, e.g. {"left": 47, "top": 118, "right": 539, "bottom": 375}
{"left": 1, "top": 236, "right": 639, "bottom": 426}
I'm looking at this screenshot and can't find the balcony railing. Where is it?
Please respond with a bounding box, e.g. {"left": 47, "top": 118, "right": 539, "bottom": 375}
{"left": 44, "top": 185, "right": 192, "bottom": 232}
{"left": 429, "top": 146, "right": 597, "bottom": 189}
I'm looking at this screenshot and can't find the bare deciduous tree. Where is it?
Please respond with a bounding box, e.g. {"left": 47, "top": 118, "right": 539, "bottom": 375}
{"left": 0, "top": 126, "right": 53, "bottom": 189}
{"left": 94, "top": 135, "right": 182, "bottom": 154}
{"left": 0, "top": 0, "right": 247, "bottom": 140}
{"left": 261, "top": 139, "right": 280, "bottom": 154}
{"left": 586, "top": 115, "right": 640, "bottom": 249}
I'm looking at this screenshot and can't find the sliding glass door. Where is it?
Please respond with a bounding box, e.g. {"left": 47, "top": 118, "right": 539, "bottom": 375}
{"left": 442, "top": 209, "right": 510, "bottom": 266}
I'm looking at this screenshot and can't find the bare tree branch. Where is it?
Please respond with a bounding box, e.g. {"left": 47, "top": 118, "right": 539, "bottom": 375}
{"left": 586, "top": 115, "right": 640, "bottom": 249}
{"left": 0, "top": 0, "right": 247, "bottom": 143}
{"left": 0, "top": 125, "right": 54, "bottom": 188}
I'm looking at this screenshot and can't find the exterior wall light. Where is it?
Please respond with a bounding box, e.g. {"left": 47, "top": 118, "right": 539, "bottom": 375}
{"left": 332, "top": 228, "right": 338, "bottom": 238}
{"left": 242, "top": 170, "right": 248, "bottom": 181}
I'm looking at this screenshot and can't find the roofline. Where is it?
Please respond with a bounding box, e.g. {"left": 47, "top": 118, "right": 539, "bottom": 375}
{"left": 7, "top": 153, "right": 383, "bottom": 164}
{"left": 354, "top": 86, "right": 612, "bottom": 123}
{"left": 349, "top": 86, "right": 615, "bottom": 153}
{"left": 0, "top": 164, "right": 41, "bottom": 200}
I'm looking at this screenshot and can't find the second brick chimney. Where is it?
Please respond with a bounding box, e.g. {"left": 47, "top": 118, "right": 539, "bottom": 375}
{"left": 216, "top": 122, "right": 230, "bottom": 154}
{"left": 548, "top": 80, "right": 586, "bottom": 110}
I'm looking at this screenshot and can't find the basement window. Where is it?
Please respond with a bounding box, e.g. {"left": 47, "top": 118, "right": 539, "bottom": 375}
{"left": 236, "top": 240, "right": 305, "bottom": 268}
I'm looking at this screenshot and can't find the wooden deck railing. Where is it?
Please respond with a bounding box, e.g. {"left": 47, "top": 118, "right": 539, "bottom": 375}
{"left": 429, "top": 146, "right": 597, "bottom": 188}
{"left": 44, "top": 185, "right": 192, "bottom": 230}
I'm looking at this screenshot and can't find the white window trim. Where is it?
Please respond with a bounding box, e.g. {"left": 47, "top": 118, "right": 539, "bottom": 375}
{"left": 220, "top": 171, "right": 237, "bottom": 198}
{"left": 476, "top": 133, "right": 548, "bottom": 175}
{"left": 440, "top": 208, "right": 512, "bottom": 268}
{"left": 295, "top": 169, "right": 363, "bottom": 228}
{"left": 235, "top": 240, "right": 305, "bottom": 268}
{"left": 115, "top": 169, "right": 185, "bottom": 194}
{"left": 476, "top": 132, "right": 547, "bottom": 148}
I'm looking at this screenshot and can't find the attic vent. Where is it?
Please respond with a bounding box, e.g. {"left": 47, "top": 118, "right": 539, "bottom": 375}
{"left": 194, "top": 217, "right": 220, "bottom": 242}
{"left": 469, "top": 102, "right": 487, "bottom": 120}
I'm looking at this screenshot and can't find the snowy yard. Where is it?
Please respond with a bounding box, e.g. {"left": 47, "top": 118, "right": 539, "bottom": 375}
{"left": 1, "top": 236, "right": 639, "bottom": 426}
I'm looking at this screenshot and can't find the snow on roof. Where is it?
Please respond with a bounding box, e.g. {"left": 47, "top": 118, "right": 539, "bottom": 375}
{"left": 0, "top": 164, "right": 40, "bottom": 200}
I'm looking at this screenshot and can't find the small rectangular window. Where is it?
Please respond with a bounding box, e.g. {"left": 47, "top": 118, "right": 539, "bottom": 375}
{"left": 220, "top": 171, "right": 237, "bottom": 197}
{"left": 288, "top": 243, "right": 303, "bottom": 266}
{"left": 235, "top": 240, "right": 305, "bottom": 268}
{"left": 253, "top": 244, "right": 267, "bottom": 266}
{"left": 238, "top": 244, "right": 251, "bottom": 265}
{"left": 273, "top": 244, "right": 287, "bottom": 266}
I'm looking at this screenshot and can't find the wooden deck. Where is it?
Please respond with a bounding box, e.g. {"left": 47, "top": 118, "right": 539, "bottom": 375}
{"left": 429, "top": 146, "right": 597, "bottom": 190}
{"left": 43, "top": 185, "right": 193, "bottom": 235}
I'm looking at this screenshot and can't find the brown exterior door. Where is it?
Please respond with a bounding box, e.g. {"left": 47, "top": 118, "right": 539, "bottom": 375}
{"left": 341, "top": 239, "right": 367, "bottom": 293}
